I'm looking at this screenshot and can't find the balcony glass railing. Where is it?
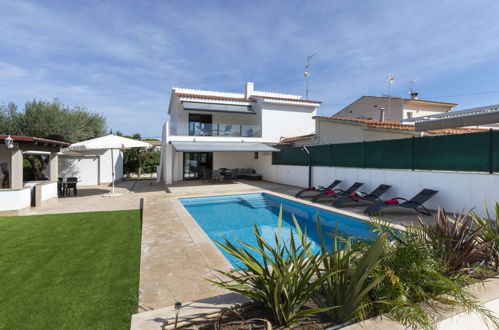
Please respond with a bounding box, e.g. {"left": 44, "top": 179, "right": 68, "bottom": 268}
{"left": 188, "top": 122, "right": 261, "bottom": 137}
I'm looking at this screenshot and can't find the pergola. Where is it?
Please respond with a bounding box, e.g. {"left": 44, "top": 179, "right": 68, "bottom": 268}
{"left": 0, "top": 135, "right": 70, "bottom": 189}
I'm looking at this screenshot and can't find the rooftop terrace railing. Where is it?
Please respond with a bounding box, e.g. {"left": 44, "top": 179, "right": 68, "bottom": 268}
{"left": 187, "top": 123, "right": 261, "bottom": 137}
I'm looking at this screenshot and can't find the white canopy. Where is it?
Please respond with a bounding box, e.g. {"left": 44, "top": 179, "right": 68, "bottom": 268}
{"left": 68, "top": 135, "right": 152, "bottom": 196}
{"left": 171, "top": 141, "right": 280, "bottom": 152}
{"left": 68, "top": 134, "right": 151, "bottom": 151}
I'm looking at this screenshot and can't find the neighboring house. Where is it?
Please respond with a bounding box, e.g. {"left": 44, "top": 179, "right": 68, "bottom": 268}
{"left": 59, "top": 149, "right": 123, "bottom": 186}
{"left": 334, "top": 94, "right": 457, "bottom": 122}
{"left": 402, "top": 104, "right": 499, "bottom": 131}
{"left": 280, "top": 117, "right": 487, "bottom": 146}
{"left": 158, "top": 82, "right": 321, "bottom": 184}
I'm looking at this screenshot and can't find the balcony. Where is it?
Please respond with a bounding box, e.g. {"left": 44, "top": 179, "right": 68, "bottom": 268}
{"left": 187, "top": 123, "right": 261, "bottom": 137}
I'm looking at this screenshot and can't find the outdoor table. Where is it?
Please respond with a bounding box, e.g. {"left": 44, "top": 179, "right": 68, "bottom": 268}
{"left": 58, "top": 179, "right": 79, "bottom": 197}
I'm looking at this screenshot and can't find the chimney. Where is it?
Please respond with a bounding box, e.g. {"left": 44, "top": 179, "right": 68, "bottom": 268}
{"left": 245, "top": 82, "right": 254, "bottom": 99}
{"left": 409, "top": 91, "right": 419, "bottom": 100}
{"left": 379, "top": 107, "right": 385, "bottom": 122}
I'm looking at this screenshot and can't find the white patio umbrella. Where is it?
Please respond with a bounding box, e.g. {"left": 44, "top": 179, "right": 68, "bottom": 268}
{"left": 68, "top": 134, "right": 152, "bottom": 196}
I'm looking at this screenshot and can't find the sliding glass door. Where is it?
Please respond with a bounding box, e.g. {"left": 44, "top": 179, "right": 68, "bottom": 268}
{"left": 183, "top": 152, "right": 213, "bottom": 180}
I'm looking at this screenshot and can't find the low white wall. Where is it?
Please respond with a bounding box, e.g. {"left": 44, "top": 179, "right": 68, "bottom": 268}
{"left": 0, "top": 188, "right": 31, "bottom": 211}
{"left": 40, "top": 182, "right": 57, "bottom": 201}
{"left": 254, "top": 156, "right": 499, "bottom": 217}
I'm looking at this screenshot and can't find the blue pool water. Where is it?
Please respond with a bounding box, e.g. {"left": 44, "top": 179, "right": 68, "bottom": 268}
{"left": 180, "top": 193, "right": 377, "bottom": 267}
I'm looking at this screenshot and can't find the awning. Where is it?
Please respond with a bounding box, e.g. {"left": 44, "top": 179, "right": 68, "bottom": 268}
{"left": 171, "top": 141, "right": 280, "bottom": 152}
{"left": 182, "top": 101, "right": 255, "bottom": 114}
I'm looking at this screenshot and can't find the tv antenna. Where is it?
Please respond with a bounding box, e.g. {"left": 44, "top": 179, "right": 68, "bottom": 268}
{"left": 304, "top": 53, "right": 317, "bottom": 99}
{"left": 386, "top": 75, "right": 396, "bottom": 120}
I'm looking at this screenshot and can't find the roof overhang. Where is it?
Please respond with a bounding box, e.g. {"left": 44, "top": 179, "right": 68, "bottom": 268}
{"left": 409, "top": 104, "right": 499, "bottom": 131}
{"left": 182, "top": 101, "right": 255, "bottom": 114}
{"left": 170, "top": 141, "right": 279, "bottom": 152}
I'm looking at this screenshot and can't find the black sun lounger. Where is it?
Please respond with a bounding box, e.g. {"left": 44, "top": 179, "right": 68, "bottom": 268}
{"left": 312, "top": 182, "right": 364, "bottom": 203}
{"left": 332, "top": 184, "right": 392, "bottom": 208}
{"left": 295, "top": 180, "right": 342, "bottom": 198}
{"left": 363, "top": 189, "right": 438, "bottom": 216}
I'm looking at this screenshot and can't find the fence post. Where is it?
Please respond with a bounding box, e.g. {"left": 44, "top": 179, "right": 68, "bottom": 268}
{"left": 411, "top": 136, "right": 416, "bottom": 171}
{"left": 489, "top": 129, "right": 494, "bottom": 174}
{"left": 361, "top": 140, "right": 366, "bottom": 168}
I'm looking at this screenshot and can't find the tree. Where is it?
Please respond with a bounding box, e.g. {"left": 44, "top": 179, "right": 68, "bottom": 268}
{"left": 120, "top": 133, "right": 160, "bottom": 178}
{"left": 0, "top": 99, "right": 107, "bottom": 179}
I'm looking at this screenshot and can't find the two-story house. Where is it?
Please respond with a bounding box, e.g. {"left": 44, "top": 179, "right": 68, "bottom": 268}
{"left": 158, "top": 82, "right": 321, "bottom": 184}
{"left": 334, "top": 94, "right": 457, "bottom": 122}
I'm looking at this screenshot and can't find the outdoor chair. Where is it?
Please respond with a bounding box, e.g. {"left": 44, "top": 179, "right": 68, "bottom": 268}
{"left": 65, "top": 177, "right": 78, "bottom": 197}
{"left": 222, "top": 125, "right": 233, "bottom": 136}
{"left": 312, "top": 182, "right": 364, "bottom": 203}
{"left": 201, "top": 168, "right": 211, "bottom": 183}
{"left": 363, "top": 188, "right": 438, "bottom": 216}
{"left": 224, "top": 170, "right": 237, "bottom": 183}
{"left": 57, "top": 178, "right": 64, "bottom": 197}
{"left": 295, "top": 180, "right": 342, "bottom": 198}
{"left": 332, "top": 184, "right": 392, "bottom": 208}
{"left": 211, "top": 170, "right": 223, "bottom": 184}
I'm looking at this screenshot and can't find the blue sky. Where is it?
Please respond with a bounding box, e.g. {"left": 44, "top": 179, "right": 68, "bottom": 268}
{"left": 1, "top": 0, "right": 499, "bottom": 138}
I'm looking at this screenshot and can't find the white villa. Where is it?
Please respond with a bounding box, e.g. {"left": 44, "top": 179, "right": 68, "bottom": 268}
{"left": 157, "top": 82, "right": 321, "bottom": 184}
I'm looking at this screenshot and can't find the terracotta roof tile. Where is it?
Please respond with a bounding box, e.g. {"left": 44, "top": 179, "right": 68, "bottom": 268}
{"left": 175, "top": 92, "right": 322, "bottom": 104}
{"left": 280, "top": 133, "right": 316, "bottom": 143}
{"left": 313, "top": 116, "right": 488, "bottom": 135}
{"left": 0, "top": 135, "right": 70, "bottom": 146}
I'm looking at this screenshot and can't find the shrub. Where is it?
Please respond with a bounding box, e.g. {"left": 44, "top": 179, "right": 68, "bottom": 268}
{"left": 371, "top": 221, "right": 499, "bottom": 329}
{"left": 208, "top": 208, "right": 337, "bottom": 327}
{"left": 313, "top": 215, "right": 388, "bottom": 325}
{"left": 417, "top": 209, "right": 493, "bottom": 273}
{"left": 471, "top": 202, "right": 499, "bottom": 271}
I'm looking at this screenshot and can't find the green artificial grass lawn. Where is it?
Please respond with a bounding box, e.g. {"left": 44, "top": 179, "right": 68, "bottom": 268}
{"left": 0, "top": 210, "right": 141, "bottom": 330}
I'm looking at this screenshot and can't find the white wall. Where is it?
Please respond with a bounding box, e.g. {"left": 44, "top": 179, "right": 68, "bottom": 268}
{"left": 261, "top": 102, "right": 316, "bottom": 142}
{"left": 40, "top": 181, "right": 57, "bottom": 201}
{"left": 315, "top": 120, "right": 416, "bottom": 144}
{"left": 59, "top": 156, "right": 99, "bottom": 185}
{"left": 254, "top": 156, "right": 499, "bottom": 217}
{"left": 59, "top": 150, "right": 123, "bottom": 185}
{"left": 0, "top": 188, "right": 31, "bottom": 211}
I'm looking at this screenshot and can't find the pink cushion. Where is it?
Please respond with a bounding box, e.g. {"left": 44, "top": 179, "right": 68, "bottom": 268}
{"left": 306, "top": 187, "right": 315, "bottom": 191}
{"left": 385, "top": 199, "right": 399, "bottom": 205}
{"left": 326, "top": 190, "right": 336, "bottom": 195}
{"left": 350, "top": 193, "right": 358, "bottom": 198}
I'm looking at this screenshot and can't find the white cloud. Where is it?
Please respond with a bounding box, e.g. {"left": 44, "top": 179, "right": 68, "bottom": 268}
{"left": 1, "top": 0, "right": 499, "bottom": 135}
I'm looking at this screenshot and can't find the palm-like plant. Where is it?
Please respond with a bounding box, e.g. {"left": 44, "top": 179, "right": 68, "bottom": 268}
{"left": 417, "top": 208, "right": 493, "bottom": 273}
{"left": 471, "top": 202, "right": 499, "bottom": 270}
{"left": 208, "top": 207, "right": 338, "bottom": 327}
{"left": 371, "top": 221, "right": 499, "bottom": 329}
{"left": 312, "top": 215, "right": 388, "bottom": 325}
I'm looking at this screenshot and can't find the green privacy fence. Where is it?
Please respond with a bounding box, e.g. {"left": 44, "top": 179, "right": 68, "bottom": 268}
{"left": 272, "top": 130, "right": 499, "bottom": 173}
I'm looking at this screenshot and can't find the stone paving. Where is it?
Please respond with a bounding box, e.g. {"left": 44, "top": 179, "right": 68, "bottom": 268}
{"left": 136, "top": 179, "right": 432, "bottom": 313}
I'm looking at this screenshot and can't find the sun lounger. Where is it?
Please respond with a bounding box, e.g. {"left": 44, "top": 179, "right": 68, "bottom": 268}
{"left": 312, "top": 182, "right": 364, "bottom": 203}
{"left": 332, "top": 184, "right": 392, "bottom": 208}
{"left": 363, "top": 188, "right": 438, "bottom": 216}
{"left": 295, "top": 180, "right": 342, "bottom": 198}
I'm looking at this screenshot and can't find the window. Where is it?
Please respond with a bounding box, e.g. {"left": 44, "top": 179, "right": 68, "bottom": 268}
{"left": 406, "top": 112, "right": 413, "bottom": 119}
{"left": 254, "top": 152, "right": 259, "bottom": 159}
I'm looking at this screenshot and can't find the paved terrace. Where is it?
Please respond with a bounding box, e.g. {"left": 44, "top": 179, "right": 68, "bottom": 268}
{"left": 9, "top": 179, "right": 432, "bottom": 325}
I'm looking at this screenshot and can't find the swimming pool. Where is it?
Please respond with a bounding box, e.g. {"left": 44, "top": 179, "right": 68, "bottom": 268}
{"left": 180, "top": 193, "right": 377, "bottom": 267}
